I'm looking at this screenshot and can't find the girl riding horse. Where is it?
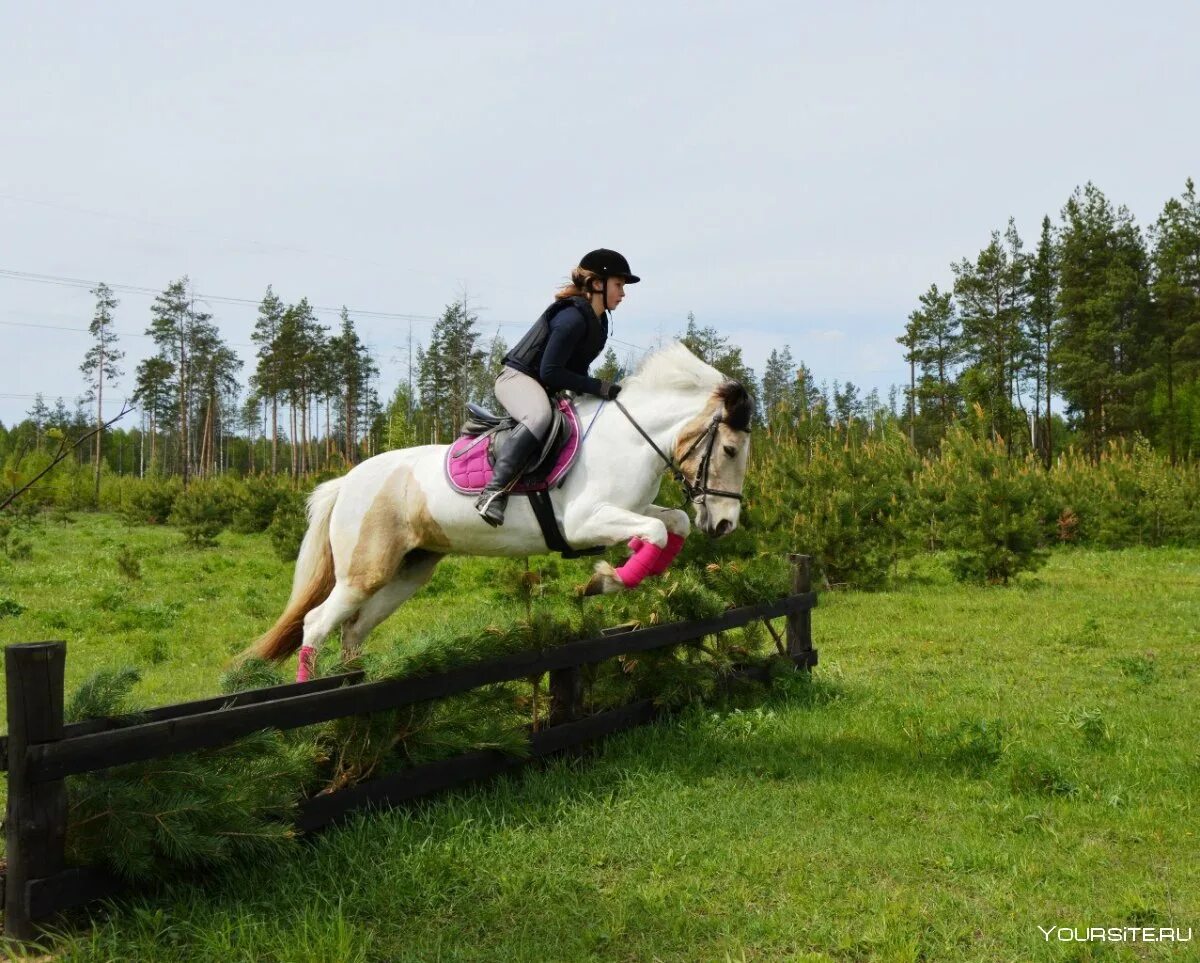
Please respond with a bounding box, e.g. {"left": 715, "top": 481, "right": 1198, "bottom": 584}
{"left": 475, "top": 248, "right": 638, "bottom": 526}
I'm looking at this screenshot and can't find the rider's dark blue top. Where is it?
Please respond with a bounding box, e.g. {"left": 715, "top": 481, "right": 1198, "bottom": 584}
{"left": 503, "top": 296, "right": 609, "bottom": 396}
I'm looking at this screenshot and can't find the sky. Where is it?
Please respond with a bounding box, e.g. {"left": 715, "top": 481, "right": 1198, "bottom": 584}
{"left": 2, "top": 1, "right": 1198, "bottom": 425}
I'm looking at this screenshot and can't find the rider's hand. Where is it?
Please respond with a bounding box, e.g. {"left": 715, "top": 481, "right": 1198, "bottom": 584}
{"left": 598, "top": 381, "right": 622, "bottom": 401}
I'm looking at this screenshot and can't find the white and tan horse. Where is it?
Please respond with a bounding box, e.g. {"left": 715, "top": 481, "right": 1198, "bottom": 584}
{"left": 241, "top": 344, "right": 752, "bottom": 679}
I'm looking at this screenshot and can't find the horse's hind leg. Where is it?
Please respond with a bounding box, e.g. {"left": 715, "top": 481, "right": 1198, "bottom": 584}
{"left": 297, "top": 582, "right": 366, "bottom": 682}
{"left": 340, "top": 551, "right": 443, "bottom": 661}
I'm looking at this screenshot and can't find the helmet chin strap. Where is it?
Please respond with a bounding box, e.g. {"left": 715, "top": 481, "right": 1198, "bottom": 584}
{"left": 594, "top": 277, "right": 613, "bottom": 335}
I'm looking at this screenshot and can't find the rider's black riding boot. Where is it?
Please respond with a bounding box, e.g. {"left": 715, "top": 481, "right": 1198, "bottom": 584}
{"left": 475, "top": 424, "right": 543, "bottom": 527}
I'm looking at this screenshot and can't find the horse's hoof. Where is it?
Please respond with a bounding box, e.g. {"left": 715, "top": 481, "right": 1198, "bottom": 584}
{"left": 297, "top": 646, "right": 317, "bottom": 683}
{"left": 584, "top": 561, "right": 623, "bottom": 596}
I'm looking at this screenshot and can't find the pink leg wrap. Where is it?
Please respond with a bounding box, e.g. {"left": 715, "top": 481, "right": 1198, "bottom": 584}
{"left": 297, "top": 645, "right": 316, "bottom": 683}
{"left": 614, "top": 539, "right": 666, "bottom": 588}
{"left": 627, "top": 533, "right": 686, "bottom": 576}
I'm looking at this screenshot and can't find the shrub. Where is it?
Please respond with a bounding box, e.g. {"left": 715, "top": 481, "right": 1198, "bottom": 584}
{"left": 917, "top": 425, "right": 1055, "bottom": 584}
{"left": 231, "top": 476, "right": 291, "bottom": 534}
{"left": 935, "top": 717, "right": 1008, "bottom": 774}
{"left": 169, "top": 484, "right": 233, "bottom": 548}
{"left": 123, "top": 477, "right": 182, "bottom": 526}
{"left": 747, "top": 425, "right": 919, "bottom": 589}
{"left": 1051, "top": 438, "right": 1200, "bottom": 548}
{"left": 0, "top": 502, "right": 41, "bottom": 561}
{"left": 267, "top": 490, "right": 308, "bottom": 561}
{"left": 1060, "top": 706, "right": 1114, "bottom": 748}
{"left": 115, "top": 544, "right": 142, "bottom": 581}
{"left": 1006, "top": 749, "right": 1078, "bottom": 797}
{"left": 1111, "top": 653, "right": 1158, "bottom": 684}
{"left": 0, "top": 597, "right": 25, "bottom": 618}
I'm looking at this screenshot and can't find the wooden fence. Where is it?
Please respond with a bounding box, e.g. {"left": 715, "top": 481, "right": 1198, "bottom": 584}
{"left": 2, "top": 554, "right": 817, "bottom": 940}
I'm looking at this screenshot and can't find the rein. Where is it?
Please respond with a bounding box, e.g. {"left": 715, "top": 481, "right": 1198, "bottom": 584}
{"left": 611, "top": 398, "right": 745, "bottom": 503}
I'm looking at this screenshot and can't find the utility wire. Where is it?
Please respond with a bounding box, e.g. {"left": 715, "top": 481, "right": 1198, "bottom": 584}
{"left": 0, "top": 266, "right": 650, "bottom": 354}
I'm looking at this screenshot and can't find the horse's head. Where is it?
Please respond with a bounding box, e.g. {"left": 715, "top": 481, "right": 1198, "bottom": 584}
{"left": 675, "top": 380, "right": 752, "bottom": 538}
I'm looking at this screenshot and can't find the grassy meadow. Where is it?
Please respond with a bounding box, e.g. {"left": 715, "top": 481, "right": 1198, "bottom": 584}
{"left": 0, "top": 515, "right": 1197, "bottom": 961}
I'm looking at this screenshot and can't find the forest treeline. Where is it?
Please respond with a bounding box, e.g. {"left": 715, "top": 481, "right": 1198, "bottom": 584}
{"left": 1, "top": 179, "right": 1198, "bottom": 497}
{"left": 894, "top": 179, "right": 1200, "bottom": 464}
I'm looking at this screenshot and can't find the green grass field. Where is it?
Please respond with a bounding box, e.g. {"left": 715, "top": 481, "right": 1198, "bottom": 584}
{"left": 1, "top": 516, "right": 1198, "bottom": 961}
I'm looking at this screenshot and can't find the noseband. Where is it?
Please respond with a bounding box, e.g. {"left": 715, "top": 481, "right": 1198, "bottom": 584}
{"left": 612, "top": 399, "right": 746, "bottom": 504}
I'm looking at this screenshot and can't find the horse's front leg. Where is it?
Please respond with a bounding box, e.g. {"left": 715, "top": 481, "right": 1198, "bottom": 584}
{"left": 571, "top": 504, "right": 673, "bottom": 596}
{"left": 627, "top": 504, "right": 690, "bottom": 576}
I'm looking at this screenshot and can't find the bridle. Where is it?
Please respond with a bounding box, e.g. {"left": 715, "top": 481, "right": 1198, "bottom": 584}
{"left": 612, "top": 399, "right": 746, "bottom": 504}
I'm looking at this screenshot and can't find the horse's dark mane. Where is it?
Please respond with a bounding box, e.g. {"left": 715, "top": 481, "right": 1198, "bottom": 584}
{"left": 716, "top": 381, "right": 753, "bottom": 432}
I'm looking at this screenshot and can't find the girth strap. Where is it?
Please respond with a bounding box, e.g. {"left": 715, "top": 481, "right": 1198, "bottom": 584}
{"left": 524, "top": 490, "right": 605, "bottom": 559}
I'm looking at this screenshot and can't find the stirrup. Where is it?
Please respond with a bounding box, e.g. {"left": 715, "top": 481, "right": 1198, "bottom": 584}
{"left": 475, "top": 488, "right": 508, "bottom": 527}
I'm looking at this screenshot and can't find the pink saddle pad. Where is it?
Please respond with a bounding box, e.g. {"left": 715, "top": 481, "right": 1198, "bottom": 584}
{"left": 445, "top": 399, "right": 581, "bottom": 495}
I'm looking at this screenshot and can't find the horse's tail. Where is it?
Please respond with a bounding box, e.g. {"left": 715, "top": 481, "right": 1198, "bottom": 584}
{"left": 240, "top": 477, "right": 342, "bottom": 663}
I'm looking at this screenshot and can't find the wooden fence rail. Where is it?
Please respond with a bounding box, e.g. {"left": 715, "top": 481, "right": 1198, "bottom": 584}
{"left": 2, "top": 554, "right": 816, "bottom": 941}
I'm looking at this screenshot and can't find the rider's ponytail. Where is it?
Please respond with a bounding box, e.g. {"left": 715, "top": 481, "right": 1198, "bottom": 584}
{"left": 554, "top": 267, "right": 602, "bottom": 300}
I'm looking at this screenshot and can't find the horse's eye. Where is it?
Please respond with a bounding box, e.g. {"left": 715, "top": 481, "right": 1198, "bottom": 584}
{"left": 723, "top": 445, "right": 737, "bottom": 458}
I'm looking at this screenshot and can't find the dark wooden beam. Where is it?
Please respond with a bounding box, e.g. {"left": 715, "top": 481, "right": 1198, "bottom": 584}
{"left": 26, "top": 594, "right": 814, "bottom": 783}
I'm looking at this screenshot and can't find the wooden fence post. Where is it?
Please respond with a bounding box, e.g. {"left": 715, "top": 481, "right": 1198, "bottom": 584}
{"left": 5, "top": 642, "right": 68, "bottom": 940}
{"left": 786, "top": 554, "right": 815, "bottom": 668}
{"left": 548, "top": 667, "right": 583, "bottom": 726}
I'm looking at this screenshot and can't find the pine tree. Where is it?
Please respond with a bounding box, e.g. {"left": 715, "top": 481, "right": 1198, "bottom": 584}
{"left": 134, "top": 356, "right": 174, "bottom": 474}
{"left": 680, "top": 313, "right": 759, "bottom": 402}
{"left": 1055, "top": 184, "right": 1154, "bottom": 459}
{"left": 26, "top": 394, "right": 49, "bottom": 452}
{"left": 952, "top": 220, "right": 1030, "bottom": 449}
{"left": 252, "top": 286, "right": 286, "bottom": 475}
{"left": 897, "top": 312, "right": 921, "bottom": 446}
{"left": 1027, "top": 217, "right": 1058, "bottom": 468}
{"left": 50, "top": 398, "right": 71, "bottom": 434}
{"left": 468, "top": 329, "right": 508, "bottom": 414}
{"left": 1149, "top": 179, "right": 1200, "bottom": 463}
{"left": 760, "top": 346, "right": 794, "bottom": 424}
{"left": 417, "top": 300, "right": 484, "bottom": 441}
{"left": 595, "top": 346, "right": 622, "bottom": 385}
{"left": 328, "top": 307, "right": 376, "bottom": 465}
{"left": 899, "top": 284, "right": 961, "bottom": 451}
{"left": 79, "top": 282, "right": 125, "bottom": 503}
{"left": 383, "top": 382, "right": 419, "bottom": 451}
{"left": 274, "top": 299, "right": 326, "bottom": 476}
{"left": 189, "top": 324, "right": 242, "bottom": 478}
{"left": 146, "top": 278, "right": 214, "bottom": 487}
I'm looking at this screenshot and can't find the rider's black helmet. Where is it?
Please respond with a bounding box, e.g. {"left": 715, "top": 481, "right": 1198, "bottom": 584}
{"left": 580, "top": 248, "right": 640, "bottom": 284}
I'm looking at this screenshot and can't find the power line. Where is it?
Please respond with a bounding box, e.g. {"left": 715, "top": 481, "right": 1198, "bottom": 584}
{"left": 0, "top": 268, "right": 440, "bottom": 322}
{"left": 0, "top": 266, "right": 651, "bottom": 353}
{"left": 0, "top": 191, "right": 510, "bottom": 294}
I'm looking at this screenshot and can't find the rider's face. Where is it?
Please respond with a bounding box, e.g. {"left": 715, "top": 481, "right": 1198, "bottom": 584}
{"left": 595, "top": 277, "right": 626, "bottom": 311}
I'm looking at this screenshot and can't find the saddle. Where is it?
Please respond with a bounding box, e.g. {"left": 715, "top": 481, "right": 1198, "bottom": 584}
{"left": 445, "top": 398, "right": 581, "bottom": 495}
{"left": 444, "top": 398, "right": 602, "bottom": 558}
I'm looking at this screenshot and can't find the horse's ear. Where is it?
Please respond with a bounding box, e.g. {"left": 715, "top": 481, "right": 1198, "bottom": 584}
{"left": 717, "top": 381, "right": 753, "bottom": 432}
